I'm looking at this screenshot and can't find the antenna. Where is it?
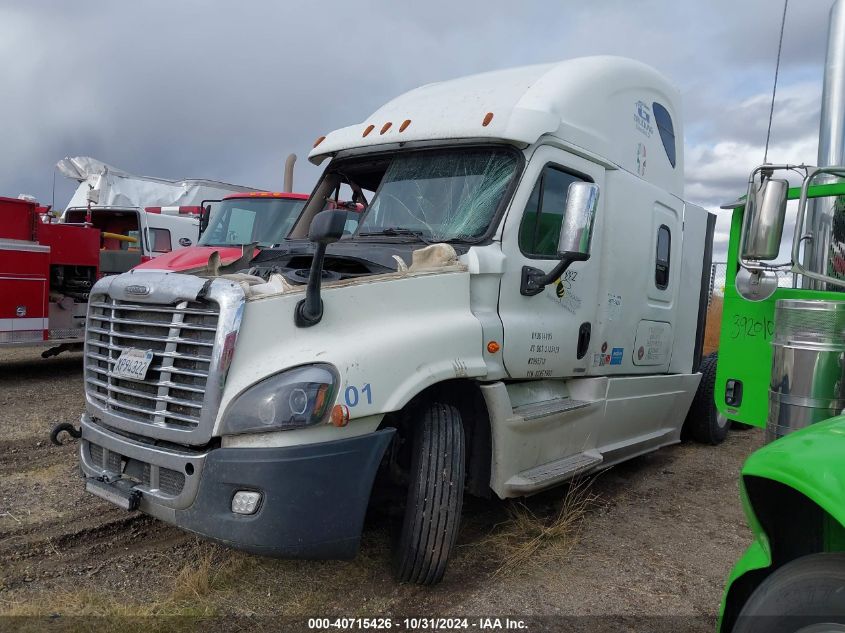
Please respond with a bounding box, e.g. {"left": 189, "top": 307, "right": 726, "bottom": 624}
{"left": 764, "top": 0, "right": 789, "bottom": 165}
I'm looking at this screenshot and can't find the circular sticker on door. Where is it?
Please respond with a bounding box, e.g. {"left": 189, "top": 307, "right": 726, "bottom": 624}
{"left": 179, "top": 237, "right": 192, "bottom": 247}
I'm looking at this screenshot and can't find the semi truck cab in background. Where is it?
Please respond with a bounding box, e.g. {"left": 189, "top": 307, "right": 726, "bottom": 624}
{"left": 77, "top": 56, "right": 721, "bottom": 585}
{"left": 135, "top": 191, "right": 309, "bottom": 274}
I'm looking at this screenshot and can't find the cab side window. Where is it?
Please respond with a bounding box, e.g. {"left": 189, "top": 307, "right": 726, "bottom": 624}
{"left": 149, "top": 228, "right": 172, "bottom": 253}
{"left": 519, "top": 166, "right": 584, "bottom": 258}
{"left": 655, "top": 224, "right": 671, "bottom": 289}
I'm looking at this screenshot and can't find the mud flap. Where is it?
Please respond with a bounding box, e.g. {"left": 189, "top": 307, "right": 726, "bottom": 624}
{"left": 85, "top": 477, "right": 141, "bottom": 511}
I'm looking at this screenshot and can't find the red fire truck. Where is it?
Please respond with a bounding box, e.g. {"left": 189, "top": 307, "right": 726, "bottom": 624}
{"left": 0, "top": 196, "right": 99, "bottom": 352}
{"left": 0, "top": 197, "right": 204, "bottom": 355}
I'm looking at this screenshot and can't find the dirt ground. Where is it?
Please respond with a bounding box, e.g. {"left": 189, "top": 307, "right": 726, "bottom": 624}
{"left": 0, "top": 347, "right": 763, "bottom": 632}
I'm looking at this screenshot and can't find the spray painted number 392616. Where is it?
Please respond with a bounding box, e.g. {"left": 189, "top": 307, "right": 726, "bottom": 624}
{"left": 344, "top": 383, "right": 373, "bottom": 407}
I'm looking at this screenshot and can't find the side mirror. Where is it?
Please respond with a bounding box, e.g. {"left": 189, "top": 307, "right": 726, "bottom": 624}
{"left": 296, "top": 211, "right": 348, "bottom": 328}
{"left": 742, "top": 178, "right": 788, "bottom": 261}
{"left": 521, "top": 182, "right": 601, "bottom": 297}
{"left": 557, "top": 182, "right": 599, "bottom": 258}
{"left": 308, "top": 210, "right": 347, "bottom": 244}
{"left": 199, "top": 199, "right": 221, "bottom": 237}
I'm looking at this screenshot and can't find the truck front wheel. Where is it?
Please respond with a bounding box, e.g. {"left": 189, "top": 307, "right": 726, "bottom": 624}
{"left": 732, "top": 552, "right": 845, "bottom": 632}
{"left": 393, "top": 402, "right": 465, "bottom": 585}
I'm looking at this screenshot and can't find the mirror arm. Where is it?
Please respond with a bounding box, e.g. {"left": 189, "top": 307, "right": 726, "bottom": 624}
{"left": 295, "top": 243, "right": 328, "bottom": 328}
{"left": 520, "top": 253, "right": 588, "bottom": 297}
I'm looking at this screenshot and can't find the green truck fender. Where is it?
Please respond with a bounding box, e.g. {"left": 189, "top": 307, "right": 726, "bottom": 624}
{"left": 718, "top": 416, "right": 845, "bottom": 632}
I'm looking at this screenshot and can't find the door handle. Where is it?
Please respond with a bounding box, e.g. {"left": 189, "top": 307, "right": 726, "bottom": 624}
{"left": 577, "top": 322, "right": 591, "bottom": 360}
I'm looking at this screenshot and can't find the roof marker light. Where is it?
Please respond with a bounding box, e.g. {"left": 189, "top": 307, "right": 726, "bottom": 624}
{"left": 482, "top": 112, "right": 494, "bottom": 127}
{"left": 363, "top": 124, "right": 375, "bottom": 137}
{"left": 380, "top": 122, "right": 392, "bottom": 135}
{"left": 399, "top": 119, "right": 411, "bottom": 132}
{"left": 313, "top": 135, "right": 326, "bottom": 148}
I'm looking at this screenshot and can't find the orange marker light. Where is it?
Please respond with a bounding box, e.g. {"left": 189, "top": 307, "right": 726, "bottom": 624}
{"left": 399, "top": 119, "right": 411, "bottom": 132}
{"left": 331, "top": 404, "right": 350, "bottom": 427}
{"left": 380, "top": 122, "right": 392, "bottom": 135}
{"left": 482, "top": 112, "right": 494, "bottom": 127}
{"left": 313, "top": 135, "right": 326, "bottom": 148}
{"left": 487, "top": 341, "right": 501, "bottom": 354}
{"left": 363, "top": 124, "right": 375, "bottom": 137}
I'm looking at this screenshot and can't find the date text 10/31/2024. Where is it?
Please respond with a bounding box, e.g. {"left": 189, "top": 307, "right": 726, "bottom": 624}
{"left": 307, "top": 617, "right": 528, "bottom": 630}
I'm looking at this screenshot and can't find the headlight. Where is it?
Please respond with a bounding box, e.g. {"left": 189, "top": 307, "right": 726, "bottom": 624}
{"left": 220, "top": 364, "right": 338, "bottom": 435}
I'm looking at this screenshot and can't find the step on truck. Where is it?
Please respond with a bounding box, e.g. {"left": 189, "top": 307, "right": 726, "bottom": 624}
{"left": 78, "top": 56, "right": 721, "bottom": 584}
{"left": 716, "top": 3, "right": 845, "bottom": 631}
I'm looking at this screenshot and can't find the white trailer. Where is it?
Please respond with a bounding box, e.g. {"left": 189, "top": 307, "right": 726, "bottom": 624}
{"left": 77, "top": 56, "right": 718, "bottom": 584}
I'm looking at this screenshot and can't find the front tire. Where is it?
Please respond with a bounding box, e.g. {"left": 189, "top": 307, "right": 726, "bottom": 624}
{"left": 684, "top": 352, "right": 730, "bottom": 445}
{"left": 393, "top": 402, "right": 465, "bottom": 585}
{"left": 732, "top": 552, "right": 845, "bottom": 633}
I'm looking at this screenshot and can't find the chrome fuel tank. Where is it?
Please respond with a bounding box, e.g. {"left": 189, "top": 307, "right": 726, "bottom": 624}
{"left": 768, "top": 299, "right": 845, "bottom": 441}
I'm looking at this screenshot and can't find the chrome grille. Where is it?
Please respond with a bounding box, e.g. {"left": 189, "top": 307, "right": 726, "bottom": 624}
{"left": 85, "top": 295, "right": 219, "bottom": 433}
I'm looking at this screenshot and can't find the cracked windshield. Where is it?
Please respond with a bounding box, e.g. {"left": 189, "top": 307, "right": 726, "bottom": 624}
{"left": 356, "top": 149, "right": 519, "bottom": 242}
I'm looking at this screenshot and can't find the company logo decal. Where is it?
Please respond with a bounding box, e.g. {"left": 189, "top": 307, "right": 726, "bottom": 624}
{"left": 16, "top": 306, "right": 26, "bottom": 317}
{"left": 545, "top": 270, "right": 581, "bottom": 314}
{"left": 125, "top": 284, "right": 150, "bottom": 296}
{"left": 179, "top": 237, "right": 192, "bottom": 247}
{"left": 593, "top": 346, "right": 624, "bottom": 367}
{"left": 634, "top": 101, "right": 654, "bottom": 138}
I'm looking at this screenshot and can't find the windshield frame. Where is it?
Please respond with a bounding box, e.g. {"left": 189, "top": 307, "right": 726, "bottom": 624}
{"left": 198, "top": 196, "right": 308, "bottom": 248}
{"left": 320, "top": 143, "right": 525, "bottom": 246}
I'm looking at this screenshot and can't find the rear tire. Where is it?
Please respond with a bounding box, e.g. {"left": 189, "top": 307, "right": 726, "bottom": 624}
{"left": 732, "top": 552, "right": 845, "bottom": 633}
{"left": 393, "top": 402, "right": 465, "bottom": 585}
{"left": 684, "top": 352, "right": 730, "bottom": 445}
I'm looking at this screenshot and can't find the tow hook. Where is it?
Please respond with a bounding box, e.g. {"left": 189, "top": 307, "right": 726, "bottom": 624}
{"left": 50, "top": 422, "right": 82, "bottom": 446}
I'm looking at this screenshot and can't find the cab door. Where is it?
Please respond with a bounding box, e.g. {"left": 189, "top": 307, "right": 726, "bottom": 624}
{"left": 497, "top": 146, "right": 605, "bottom": 378}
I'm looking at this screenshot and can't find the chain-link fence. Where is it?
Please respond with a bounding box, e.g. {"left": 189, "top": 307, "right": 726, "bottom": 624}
{"left": 708, "top": 262, "right": 727, "bottom": 307}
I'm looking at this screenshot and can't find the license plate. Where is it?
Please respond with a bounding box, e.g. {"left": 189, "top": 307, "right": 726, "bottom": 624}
{"left": 113, "top": 348, "right": 154, "bottom": 381}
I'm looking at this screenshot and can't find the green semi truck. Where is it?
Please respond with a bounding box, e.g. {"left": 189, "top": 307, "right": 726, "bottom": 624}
{"left": 714, "top": 5, "right": 845, "bottom": 629}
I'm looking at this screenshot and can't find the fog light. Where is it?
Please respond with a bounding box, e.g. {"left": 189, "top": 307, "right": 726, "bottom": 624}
{"left": 231, "top": 490, "right": 262, "bottom": 515}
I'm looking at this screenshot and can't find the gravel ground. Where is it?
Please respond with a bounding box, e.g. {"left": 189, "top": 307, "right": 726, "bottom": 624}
{"left": 0, "top": 347, "right": 763, "bottom": 632}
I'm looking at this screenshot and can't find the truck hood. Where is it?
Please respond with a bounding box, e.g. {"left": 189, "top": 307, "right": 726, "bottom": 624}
{"left": 214, "top": 263, "right": 487, "bottom": 444}
{"left": 135, "top": 246, "right": 252, "bottom": 273}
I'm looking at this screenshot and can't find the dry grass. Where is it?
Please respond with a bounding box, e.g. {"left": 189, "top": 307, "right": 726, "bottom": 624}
{"left": 485, "top": 478, "right": 596, "bottom": 577}
{"left": 703, "top": 296, "right": 723, "bottom": 356}
{"left": 0, "top": 550, "right": 251, "bottom": 626}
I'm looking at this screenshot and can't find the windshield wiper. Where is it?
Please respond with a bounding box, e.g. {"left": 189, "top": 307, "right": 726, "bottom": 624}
{"left": 357, "top": 228, "right": 434, "bottom": 244}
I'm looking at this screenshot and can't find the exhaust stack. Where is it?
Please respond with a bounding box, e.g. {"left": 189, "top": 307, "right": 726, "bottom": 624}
{"left": 805, "top": 0, "right": 845, "bottom": 283}
{"left": 283, "top": 153, "right": 296, "bottom": 193}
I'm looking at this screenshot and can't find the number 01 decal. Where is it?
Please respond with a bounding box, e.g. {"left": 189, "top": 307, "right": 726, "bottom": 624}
{"left": 344, "top": 383, "right": 373, "bottom": 407}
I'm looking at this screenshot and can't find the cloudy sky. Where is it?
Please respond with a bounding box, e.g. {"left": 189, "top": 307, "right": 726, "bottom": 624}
{"left": 1, "top": 0, "right": 837, "bottom": 258}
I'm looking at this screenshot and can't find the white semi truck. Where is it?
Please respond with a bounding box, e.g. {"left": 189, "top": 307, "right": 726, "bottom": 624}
{"left": 78, "top": 56, "right": 718, "bottom": 584}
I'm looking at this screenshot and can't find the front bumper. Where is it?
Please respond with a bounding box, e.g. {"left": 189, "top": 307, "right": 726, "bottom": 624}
{"left": 80, "top": 415, "right": 395, "bottom": 559}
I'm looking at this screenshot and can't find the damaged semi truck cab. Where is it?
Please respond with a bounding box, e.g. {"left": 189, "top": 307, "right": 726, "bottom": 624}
{"left": 79, "top": 56, "right": 717, "bottom": 583}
